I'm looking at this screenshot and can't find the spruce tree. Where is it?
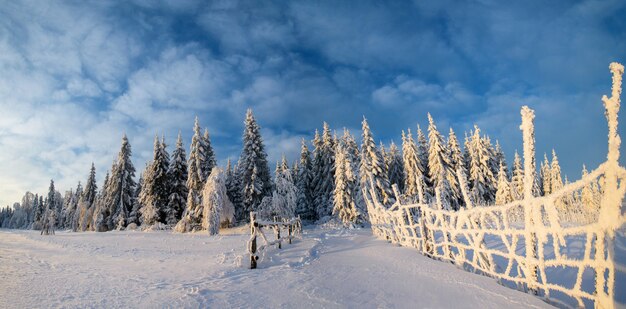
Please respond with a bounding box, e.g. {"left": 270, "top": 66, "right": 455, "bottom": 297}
{"left": 402, "top": 130, "right": 427, "bottom": 201}
{"left": 541, "top": 153, "right": 551, "bottom": 196}
{"left": 139, "top": 136, "right": 167, "bottom": 227}
{"left": 295, "top": 139, "right": 315, "bottom": 220}
{"left": 495, "top": 162, "right": 513, "bottom": 205}
{"left": 270, "top": 164, "right": 298, "bottom": 219}
{"left": 385, "top": 141, "right": 405, "bottom": 193}
{"left": 416, "top": 125, "right": 431, "bottom": 192}
{"left": 510, "top": 151, "right": 524, "bottom": 201}
{"left": 494, "top": 141, "right": 507, "bottom": 178}
{"left": 95, "top": 135, "right": 137, "bottom": 231}
{"left": 202, "top": 167, "right": 227, "bottom": 235}
{"left": 427, "top": 114, "right": 459, "bottom": 210}
{"left": 333, "top": 143, "right": 360, "bottom": 225}
{"left": 360, "top": 118, "right": 394, "bottom": 207}
{"left": 468, "top": 126, "right": 496, "bottom": 204}
{"left": 76, "top": 163, "right": 97, "bottom": 231}
{"left": 202, "top": 128, "right": 217, "bottom": 183}
{"left": 175, "top": 120, "right": 206, "bottom": 232}
{"left": 550, "top": 150, "right": 563, "bottom": 194}
{"left": 312, "top": 122, "right": 336, "bottom": 219}
{"left": 225, "top": 158, "right": 243, "bottom": 222}
{"left": 165, "top": 133, "right": 188, "bottom": 226}
{"left": 237, "top": 109, "right": 272, "bottom": 220}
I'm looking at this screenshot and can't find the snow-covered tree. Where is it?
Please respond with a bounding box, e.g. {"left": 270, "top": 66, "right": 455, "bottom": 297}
{"left": 237, "top": 109, "right": 272, "bottom": 220}
{"left": 495, "top": 162, "right": 513, "bottom": 205}
{"left": 32, "top": 193, "right": 45, "bottom": 230}
{"left": 312, "top": 122, "right": 336, "bottom": 219}
{"left": 139, "top": 136, "right": 169, "bottom": 227}
{"left": 416, "top": 125, "right": 431, "bottom": 192}
{"left": 181, "top": 117, "right": 206, "bottom": 230}
{"left": 580, "top": 165, "right": 600, "bottom": 210}
{"left": 128, "top": 172, "right": 143, "bottom": 226}
{"left": 427, "top": 114, "right": 460, "bottom": 210}
{"left": 510, "top": 151, "right": 524, "bottom": 201}
{"left": 202, "top": 167, "right": 229, "bottom": 235}
{"left": 468, "top": 126, "right": 496, "bottom": 205}
{"left": 295, "top": 139, "right": 315, "bottom": 220}
{"left": 540, "top": 153, "right": 551, "bottom": 196}
{"left": 360, "top": 118, "right": 394, "bottom": 207}
{"left": 385, "top": 141, "right": 405, "bottom": 193}
{"left": 100, "top": 135, "right": 137, "bottom": 231}
{"left": 164, "top": 133, "right": 188, "bottom": 226}
{"left": 333, "top": 143, "right": 360, "bottom": 226}
{"left": 76, "top": 164, "right": 97, "bottom": 231}
{"left": 270, "top": 165, "right": 298, "bottom": 220}
{"left": 550, "top": 150, "right": 563, "bottom": 194}
{"left": 201, "top": 128, "right": 217, "bottom": 183}
{"left": 225, "top": 158, "right": 243, "bottom": 222}
{"left": 494, "top": 141, "right": 507, "bottom": 179}
{"left": 44, "top": 180, "right": 57, "bottom": 229}
{"left": 402, "top": 130, "right": 427, "bottom": 202}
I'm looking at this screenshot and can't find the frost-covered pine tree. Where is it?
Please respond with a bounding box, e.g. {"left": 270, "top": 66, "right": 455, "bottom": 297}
{"left": 333, "top": 143, "right": 360, "bottom": 226}
{"left": 31, "top": 193, "right": 44, "bottom": 230}
{"left": 237, "top": 109, "right": 272, "bottom": 220}
{"left": 176, "top": 119, "right": 206, "bottom": 232}
{"left": 550, "top": 150, "right": 563, "bottom": 194}
{"left": 295, "top": 139, "right": 315, "bottom": 220}
{"left": 495, "top": 162, "right": 513, "bottom": 205}
{"left": 360, "top": 118, "right": 394, "bottom": 207}
{"left": 312, "top": 122, "right": 336, "bottom": 219}
{"left": 165, "top": 133, "right": 188, "bottom": 226}
{"left": 76, "top": 164, "right": 97, "bottom": 231}
{"left": 128, "top": 172, "right": 143, "bottom": 226}
{"left": 580, "top": 165, "right": 599, "bottom": 210}
{"left": 139, "top": 136, "right": 167, "bottom": 227}
{"left": 269, "top": 165, "right": 298, "bottom": 220}
{"left": 225, "top": 158, "right": 243, "bottom": 222}
{"left": 45, "top": 180, "right": 57, "bottom": 229}
{"left": 468, "top": 126, "right": 496, "bottom": 205}
{"left": 102, "top": 135, "right": 137, "bottom": 231}
{"left": 427, "top": 114, "right": 459, "bottom": 210}
{"left": 416, "top": 125, "right": 431, "bottom": 192}
{"left": 541, "top": 153, "right": 551, "bottom": 196}
{"left": 510, "top": 151, "right": 524, "bottom": 201}
{"left": 385, "top": 141, "right": 405, "bottom": 193}
{"left": 202, "top": 167, "right": 228, "bottom": 235}
{"left": 483, "top": 136, "right": 499, "bottom": 182}
{"left": 201, "top": 128, "right": 217, "bottom": 183}
{"left": 494, "top": 141, "right": 507, "bottom": 179}
{"left": 402, "top": 129, "right": 427, "bottom": 202}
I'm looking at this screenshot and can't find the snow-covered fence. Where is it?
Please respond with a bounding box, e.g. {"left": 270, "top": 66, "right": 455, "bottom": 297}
{"left": 365, "top": 63, "right": 626, "bottom": 308}
{"left": 248, "top": 212, "right": 302, "bottom": 269}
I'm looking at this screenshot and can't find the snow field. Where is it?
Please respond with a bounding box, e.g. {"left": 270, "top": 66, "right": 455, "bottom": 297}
{"left": 0, "top": 227, "right": 551, "bottom": 308}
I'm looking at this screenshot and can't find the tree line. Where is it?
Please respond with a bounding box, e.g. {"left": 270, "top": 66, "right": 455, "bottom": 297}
{"left": 0, "top": 110, "right": 596, "bottom": 231}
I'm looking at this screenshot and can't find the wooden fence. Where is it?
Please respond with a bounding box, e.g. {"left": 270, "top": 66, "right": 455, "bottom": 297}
{"left": 364, "top": 63, "right": 626, "bottom": 308}
{"left": 248, "top": 211, "right": 302, "bottom": 269}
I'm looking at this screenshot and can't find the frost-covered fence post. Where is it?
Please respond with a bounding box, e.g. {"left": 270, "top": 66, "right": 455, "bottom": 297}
{"left": 250, "top": 212, "right": 258, "bottom": 269}
{"left": 520, "top": 106, "right": 539, "bottom": 295}
{"left": 596, "top": 62, "right": 624, "bottom": 308}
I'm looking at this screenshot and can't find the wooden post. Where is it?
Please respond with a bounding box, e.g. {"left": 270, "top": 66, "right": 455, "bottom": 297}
{"left": 595, "top": 62, "right": 624, "bottom": 309}
{"left": 288, "top": 224, "right": 292, "bottom": 244}
{"left": 276, "top": 226, "right": 281, "bottom": 249}
{"left": 250, "top": 212, "right": 258, "bottom": 269}
{"left": 521, "top": 106, "right": 539, "bottom": 295}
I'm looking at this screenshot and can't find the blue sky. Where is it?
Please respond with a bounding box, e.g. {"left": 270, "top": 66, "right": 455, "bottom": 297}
{"left": 0, "top": 0, "right": 625, "bottom": 206}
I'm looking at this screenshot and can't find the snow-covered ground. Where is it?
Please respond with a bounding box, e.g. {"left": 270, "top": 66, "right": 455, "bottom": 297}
{"left": 0, "top": 227, "right": 552, "bottom": 308}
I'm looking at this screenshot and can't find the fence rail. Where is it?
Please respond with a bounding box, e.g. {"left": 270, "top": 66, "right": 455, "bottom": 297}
{"left": 364, "top": 63, "right": 626, "bottom": 309}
